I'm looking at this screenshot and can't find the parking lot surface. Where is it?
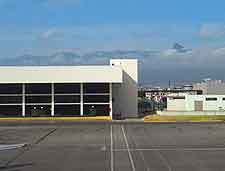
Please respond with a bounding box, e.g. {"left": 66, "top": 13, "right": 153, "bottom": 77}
{"left": 1, "top": 122, "right": 225, "bottom": 171}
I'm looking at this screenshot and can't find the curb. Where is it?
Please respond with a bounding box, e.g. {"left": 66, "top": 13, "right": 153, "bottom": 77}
{"left": 0, "top": 116, "right": 112, "bottom": 121}
{"left": 144, "top": 120, "right": 225, "bottom": 123}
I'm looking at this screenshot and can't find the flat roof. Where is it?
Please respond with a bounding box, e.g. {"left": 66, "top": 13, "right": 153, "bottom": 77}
{"left": 0, "top": 66, "right": 123, "bottom": 83}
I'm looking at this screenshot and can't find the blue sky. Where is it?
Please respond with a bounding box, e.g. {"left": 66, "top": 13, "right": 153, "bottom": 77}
{"left": 0, "top": 0, "right": 225, "bottom": 56}
{"left": 1, "top": 0, "right": 225, "bottom": 84}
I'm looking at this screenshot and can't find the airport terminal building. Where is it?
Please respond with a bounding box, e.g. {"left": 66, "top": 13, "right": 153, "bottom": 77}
{"left": 0, "top": 59, "right": 138, "bottom": 119}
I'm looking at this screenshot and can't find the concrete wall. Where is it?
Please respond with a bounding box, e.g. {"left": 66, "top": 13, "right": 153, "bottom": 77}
{"left": 110, "top": 59, "right": 138, "bottom": 118}
{"left": 167, "top": 98, "right": 185, "bottom": 111}
{"left": 167, "top": 95, "right": 225, "bottom": 112}
{"left": 0, "top": 66, "right": 122, "bottom": 83}
{"left": 186, "top": 95, "right": 225, "bottom": 111}
{"left": 158, "top": 111, "right": 225, "bottom": 115}
{"left": 185, "top": 95, "right": 204, "bottom": 111}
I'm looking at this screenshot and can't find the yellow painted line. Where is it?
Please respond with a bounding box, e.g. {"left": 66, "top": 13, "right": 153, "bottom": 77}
{"left": 187, "top": 120, "right": 223, "bottom": 122}
{"left": 0, "top": 116, "right": 112, "bottom": 121}
{"left": 144, "top": 120, "right": 178, "bottom": 123}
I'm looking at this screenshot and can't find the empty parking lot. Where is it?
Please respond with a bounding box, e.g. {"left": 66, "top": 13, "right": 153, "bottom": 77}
{"left": 1, "top": 122, "right": 225, "bottom": 171}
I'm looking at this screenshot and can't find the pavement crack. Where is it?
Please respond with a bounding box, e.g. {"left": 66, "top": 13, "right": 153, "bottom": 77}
{"left": 3, "top": 128, "right": 57, "bottom": 169}
{"left": 34, "top": 128, "right": 57, "bottom": 145}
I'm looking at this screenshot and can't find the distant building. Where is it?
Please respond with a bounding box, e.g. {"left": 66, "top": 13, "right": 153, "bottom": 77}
{"left": 167, "top": 95, "right": 225, "bottom": 112}
{"left": 193, "top": 79, "right": 225, "bottom": 95}
{"left": 183, "top": 84, "right": 193, "bottom": 90}
{"left": 158, "top": 94, "right": 225, "bottom": 115}
{"left": 144, "top": 89, "right": 201, "bottom": 102}
{"left": 141, "top": 88, "right": 201, "bottom": 112}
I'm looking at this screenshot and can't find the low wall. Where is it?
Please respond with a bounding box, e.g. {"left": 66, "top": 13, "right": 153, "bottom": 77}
{"left": 157, "top": 111, "right": 225, "bottom": 116}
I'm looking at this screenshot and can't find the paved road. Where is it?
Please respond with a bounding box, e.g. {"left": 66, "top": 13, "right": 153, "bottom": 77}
{"left": 1, "top": 123, "right": 225, "bottom": 171}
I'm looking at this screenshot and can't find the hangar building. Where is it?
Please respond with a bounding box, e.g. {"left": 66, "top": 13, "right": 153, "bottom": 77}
{"left": 0, "top": 59, "right": 138, "bottom": 119}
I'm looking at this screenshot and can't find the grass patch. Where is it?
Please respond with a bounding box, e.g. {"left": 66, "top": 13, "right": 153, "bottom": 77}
{"left": 144, "top": 115, "right": 225, "bottom": 122}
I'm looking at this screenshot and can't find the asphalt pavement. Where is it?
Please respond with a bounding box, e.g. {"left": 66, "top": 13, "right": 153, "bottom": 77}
{"left": 1, "top": 122, "right": 225, "bottom": 171}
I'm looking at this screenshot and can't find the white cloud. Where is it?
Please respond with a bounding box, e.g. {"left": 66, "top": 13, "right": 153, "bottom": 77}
{"left": 213, "top": 47, "right": 225, "bottom": 55}
{"left": 146, "top": 46, "right": 225, "bottom": 70}
{"left": 200, "top": 23, "right": 225, "bottom": 39}
{"left": 162, "top": 48, "right": 192, "bottom": 57}
{"left": 162, "top": 49, "right": 177, "bottom": 56}
{"left": 41, "top": 27, "right": 82, "bottom": 39}
{"left": 42, "top": 28, "right": 60, "bottom": 39}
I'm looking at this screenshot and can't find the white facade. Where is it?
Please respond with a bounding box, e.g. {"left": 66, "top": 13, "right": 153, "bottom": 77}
{"left": 167, "top": 97, "right": 186, "bottom": 111}
{"left": 110, "top": 59, "right": 138, "bottom": 118}
{"left": 0, "top": 59, "right": 138, "bottom": 119}
{"left": 0, "top": 66, "right": 122, "bottom": 83}
{"left": 167, "top": 95, "right": 225, "bottom": 112}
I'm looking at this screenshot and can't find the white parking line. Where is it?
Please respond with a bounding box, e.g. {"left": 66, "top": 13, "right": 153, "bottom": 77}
{"left": 113, "top": 147, "right": 225, "bottom": 152}
{"left": 0, "top": 143, "right": 27, "bottom": 151}
{"left": 139, "top": 149, "right": 150, "bottom": 171}
{"left": 121, "top": 125, "right": 136, "bottom": 171}
{"left": 157, "top": 151, "right": 173, "bottom": 171}
{"left": 111, "top": 125, "right": 114, "bottom": 171}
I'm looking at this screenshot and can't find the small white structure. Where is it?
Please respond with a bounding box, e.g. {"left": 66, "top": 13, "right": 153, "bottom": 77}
{"left": 159, "top": 95, "right": 225, "bottom": 115}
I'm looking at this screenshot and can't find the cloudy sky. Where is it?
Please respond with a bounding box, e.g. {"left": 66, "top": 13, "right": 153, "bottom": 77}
{"left": 0, "top": 0, "right": 225, "bottom": 85}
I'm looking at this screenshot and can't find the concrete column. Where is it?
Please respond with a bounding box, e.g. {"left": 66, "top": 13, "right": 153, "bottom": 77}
{"left": 51, "top": 83, "right": 54, "bottom": 117}
{"left": 22, "top": 83, "right": 25, "bottom": 117}
{"left": 80, "top": 83, "right": 83, "bottom": 116}
{"left": 109, "top": 83, "right": 113, "bottom": 118}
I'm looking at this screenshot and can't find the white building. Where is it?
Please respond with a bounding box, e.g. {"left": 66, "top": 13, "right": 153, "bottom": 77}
{"left": 0, "top": 59, "right": 138, "bottom": 119}
{"left": 160, "top": 95, "right": 225, "bottom": 115}
{"left": 193, "top": 79, "right": 225, "bottom": 95}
